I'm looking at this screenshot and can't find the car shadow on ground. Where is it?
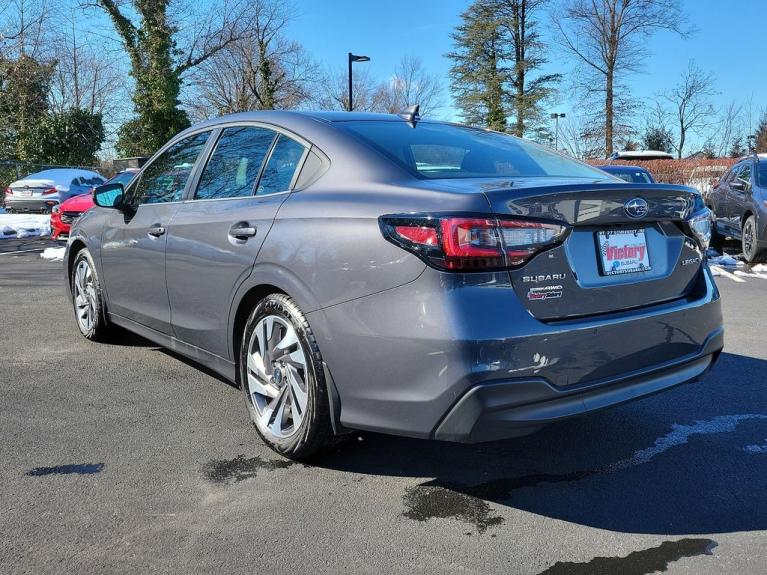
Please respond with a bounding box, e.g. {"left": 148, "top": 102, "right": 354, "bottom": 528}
{"left": 310, "top": 352, "right": 767, "bottom": 535}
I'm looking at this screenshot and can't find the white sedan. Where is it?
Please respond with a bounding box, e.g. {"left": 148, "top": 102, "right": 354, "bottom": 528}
{"left": 4, "top": 168, "right": 105, "bottom": 213}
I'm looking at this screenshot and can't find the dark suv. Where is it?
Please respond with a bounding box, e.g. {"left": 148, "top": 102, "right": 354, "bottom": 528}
{"left": 707, "top": 155, "right": 767, "bottom": 262}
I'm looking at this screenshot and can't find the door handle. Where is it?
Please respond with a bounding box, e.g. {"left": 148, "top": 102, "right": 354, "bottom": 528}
{"left": 229, "top": 222, "right": 257, "bottom": 240}
{"left": 148, "top": 225, "right": 166, "bottom": 237}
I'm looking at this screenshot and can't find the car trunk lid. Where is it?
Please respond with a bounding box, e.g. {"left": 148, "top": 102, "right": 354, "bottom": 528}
{"left": 480, "top": 180, "right": 704, "bottom": 321}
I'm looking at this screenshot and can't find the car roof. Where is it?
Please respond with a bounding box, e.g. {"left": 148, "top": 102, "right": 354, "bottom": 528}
{"left": 610, "top": 150, "right": 673, "bottom": 160}
{"left": 184, "top": 110, "right": 410, "bottom": 134}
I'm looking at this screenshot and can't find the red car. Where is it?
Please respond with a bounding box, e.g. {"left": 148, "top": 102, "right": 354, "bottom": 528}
{"left": 51, "top": 170, "right": 138, "bottom": 239}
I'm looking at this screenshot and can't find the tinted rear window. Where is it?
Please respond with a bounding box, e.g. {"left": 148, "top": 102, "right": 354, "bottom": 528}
{"left": 612, "top": 170, "right": 652, "bottom": 184}
{"left": 339, "top": 121, "right": 609, "bottom": 180}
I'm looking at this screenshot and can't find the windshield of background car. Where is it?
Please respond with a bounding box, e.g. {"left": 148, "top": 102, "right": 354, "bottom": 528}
{"left": 339, "top": 121, "right": 612, "bottom": 180}
{"left": 613, "top": 170, "right": 652, "bottom": 184}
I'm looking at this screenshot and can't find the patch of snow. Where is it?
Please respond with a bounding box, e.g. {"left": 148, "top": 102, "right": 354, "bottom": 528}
{"left": 707, "top": 254, "right": 742, "bottom": 267}
{"left": 0, "top": 213, "right": 51, "bottom": 239}
{"left": 607, "top": 414, "right": 767, "bottom": 472}
{"left": 751, "top": 263, "right": 767, "bottom": 273}
{"left": 735, "top": 270, "right": 767, "bottom": 280}
{"left": 40, "top": 247, "right": 65, "bottom": 261}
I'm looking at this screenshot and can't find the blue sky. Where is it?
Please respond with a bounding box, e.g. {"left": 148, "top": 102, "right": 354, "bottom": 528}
{"left": 288, "top": 0, "right": 766, "bottom": 143}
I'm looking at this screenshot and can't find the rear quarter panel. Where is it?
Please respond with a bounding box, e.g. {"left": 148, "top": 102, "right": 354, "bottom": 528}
{"left": 250, "top": 181, "right": 493, "bottom": 311}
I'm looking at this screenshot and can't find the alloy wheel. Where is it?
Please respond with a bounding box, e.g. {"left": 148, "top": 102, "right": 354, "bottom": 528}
{"left": 73, "top": 259, "right": 97, "bottom": 333}
{"left": 744, "top": 219, "right": 755, "bottom": 259}
{"left": 246, "top": 315, "right": 308, "bottom": 439}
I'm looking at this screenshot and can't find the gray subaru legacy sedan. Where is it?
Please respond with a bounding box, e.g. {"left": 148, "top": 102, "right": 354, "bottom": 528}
{"left": 64, "top": 110, "right": 723, "bottom": 458}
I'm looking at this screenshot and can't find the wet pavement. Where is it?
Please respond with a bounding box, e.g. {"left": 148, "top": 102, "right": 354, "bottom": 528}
{"left": 1, "top": 249, "right": 766, "bottom": 574}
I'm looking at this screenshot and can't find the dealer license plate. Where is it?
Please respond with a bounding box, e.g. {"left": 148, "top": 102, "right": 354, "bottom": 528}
{"left": 597, "top": 229, "right": 651, "bottom": 275}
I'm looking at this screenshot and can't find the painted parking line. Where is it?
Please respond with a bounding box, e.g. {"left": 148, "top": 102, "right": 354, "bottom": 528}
{"left": 710, "top": 265, "right": 746, "bottom": 282}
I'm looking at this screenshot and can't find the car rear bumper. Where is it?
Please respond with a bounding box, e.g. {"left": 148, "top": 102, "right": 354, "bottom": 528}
{"left": 4, "top": 197, "right": 58, "bottom": 212}
{"left": 310, "top": 264, "right": 723, "bottom": 442}
{"left": 434, "top": 330, "right": 722, "bottom": 442}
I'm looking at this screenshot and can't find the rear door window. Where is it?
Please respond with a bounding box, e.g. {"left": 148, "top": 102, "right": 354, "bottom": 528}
{"left": 256, "top": 135, "right": 306, "bottom": 195}
{"left": 195, "top": 126, "right": 276, "bottom": 200}
{"left": 737, "top": 164, "right": 752, "bottom": 191}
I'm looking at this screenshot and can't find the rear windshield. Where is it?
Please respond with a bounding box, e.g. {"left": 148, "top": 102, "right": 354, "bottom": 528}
{"left": 611, "top": 170, "right": 652, "bottom": 184}
{"left": 339, "top": 121, "right": 611, "bottom": 180}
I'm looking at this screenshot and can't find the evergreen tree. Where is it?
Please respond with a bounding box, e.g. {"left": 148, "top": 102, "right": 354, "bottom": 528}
{"left": 447, "top": 0, "right": 558, "bottom": 135}
{"left": 21, "top": 109, "right": 105, "bottom": 166}
{"left": 642, "top": 126, "right": 673, "bottom": 153}
{"left": 0, "top": 55, "right": 54, "bottom": 159}
{"left": 447, "top": 1, "right": 509, "bottom": 132}
{"left": 497, "top": 0, "right": 560, "bottom": 137}
{"left": 754, "top": 113, "right": 767, "bottom": 154}
{"left": 728, "top": 136, "right": 746, "bottom": 158}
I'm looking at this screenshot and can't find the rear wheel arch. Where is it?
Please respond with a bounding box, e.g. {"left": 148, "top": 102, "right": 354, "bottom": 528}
{"left": 231, "top": 284, "right": 286, "bottom": 386}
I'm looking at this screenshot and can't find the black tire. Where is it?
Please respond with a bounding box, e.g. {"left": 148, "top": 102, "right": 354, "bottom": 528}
{"left": 70, "top": 248, "right": 112, "bottom": 341}
{"left": 239, "top": 294, "right": 334, "bottom": 459}
{"left": 742, "top": 215, "right": 767, "bottom": 264}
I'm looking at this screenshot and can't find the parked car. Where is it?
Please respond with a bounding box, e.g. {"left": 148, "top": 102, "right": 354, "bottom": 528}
{"left": 51, "top": 169, "right": 139, "bottom": 240}
{"left": 707, "top": 154, "right": 767, "bottom": 262}
{"left": 4, "top": 169, "right": 105, "bottom": 213}
{"left": 608, "top": 150, "right": 674, "bottom": 161}
{"left": 598, "top": 164, "right": 656, "bottom": 183}
{"left": 64, "top": 111, "right": 722, "bottom": 458}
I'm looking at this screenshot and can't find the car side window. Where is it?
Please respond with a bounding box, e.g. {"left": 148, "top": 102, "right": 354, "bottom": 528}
{"left": 723, "top": 165, "right": 740, "bottom": 186}
{"left": 737, "top": 164, "right": 752, "bottom": 191}
{"left": 195, "top": 126, "right": 276, "bottom": 200}
{"left": 128, "top": 131, "right": 210, "bottom": 207}
{"left": 256, "top": 135, "right": 306, "bottom": 195}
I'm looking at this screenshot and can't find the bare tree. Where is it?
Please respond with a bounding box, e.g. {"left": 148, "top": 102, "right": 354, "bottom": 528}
{"left": 0, "top": 0, "right": 51, "bottom": 59}
{"left": 709, "top": 100, "right": 744, "bottom": 159}
{"left": 49, "top": 12, "right": 127, "bottom": 116}
{"left": 186, "top": 35, "right": 319, "bottom": 120}
{"left": 557, "top": 114, "right": 604, "bottom": 159}
{"left": 315, "top": 66, "right": 386, "bottom": 112}
{"left": 374, "top": 56, "right": 443, "bottom": 117}
{"left": 663, "top": 60, "right": 717, "bottom": 158}
{"left": 555, "top": 0, "right": 690, "bottom": 156}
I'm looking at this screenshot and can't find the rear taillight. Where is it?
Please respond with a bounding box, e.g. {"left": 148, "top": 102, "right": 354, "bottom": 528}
{"left": 381, "top": 214, "right": 567, "bottom": 272}
{"left": 43, "top": 187, "right": 57, "bottom": 195}
{"left": 5, "top": 187, "right": 12, "bottom": 196}
{"left": 687, "top": 208, "right": 712, "bottom": 250}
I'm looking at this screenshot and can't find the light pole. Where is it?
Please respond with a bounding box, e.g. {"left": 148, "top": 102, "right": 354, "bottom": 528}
{"left": 348, "top": 52, "right": 370, "bottom": 111}
{"left": 550, "top": 112, "right": 566, "bottom": 150}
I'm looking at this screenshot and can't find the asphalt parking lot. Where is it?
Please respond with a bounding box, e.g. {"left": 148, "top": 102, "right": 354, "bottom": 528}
{"left": 2, "top": 238, "right": 766, "bottom": 574}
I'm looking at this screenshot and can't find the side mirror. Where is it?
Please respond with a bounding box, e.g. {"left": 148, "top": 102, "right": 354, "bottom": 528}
{"left": 93, "top": 182, "right": 124, "bottom": 209}
{"left": 731, "top": 180, "right": 745, "bottom": 191}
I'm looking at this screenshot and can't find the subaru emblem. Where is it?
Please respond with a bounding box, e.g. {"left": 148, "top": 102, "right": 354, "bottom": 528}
{"left": 624, "top": 197, "right": 649, "bottom": 219}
